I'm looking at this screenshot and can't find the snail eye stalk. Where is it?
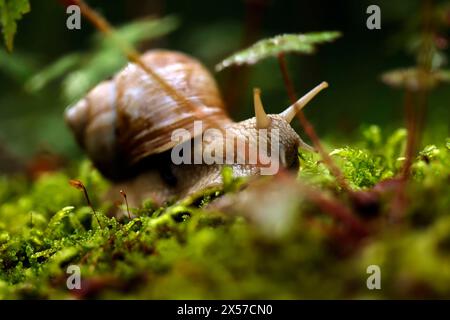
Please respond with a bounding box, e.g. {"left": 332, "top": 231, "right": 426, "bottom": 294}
{"left": 253, "top": 88, "right": 271, "bottom": 129}
{"left": 280, "top": 82, "right": 328, "bottom": 123}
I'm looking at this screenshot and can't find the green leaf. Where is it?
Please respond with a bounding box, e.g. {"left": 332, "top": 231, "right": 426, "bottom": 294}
{"left": 215, "top": 31, "right": 341, "bottom": 71}
{"left": 0, "top": 0, "right": 30, "bottom": 51}
{"left": 25, "top": 53, "right": 82, "bottom": 92}
{"left": 27, "top": 16, "right": 179, "bottom": 102}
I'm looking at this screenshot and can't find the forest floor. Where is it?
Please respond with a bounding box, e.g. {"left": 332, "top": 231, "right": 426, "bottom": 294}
{"left": 0, "top": 125, "right": 449, "bottom": 299}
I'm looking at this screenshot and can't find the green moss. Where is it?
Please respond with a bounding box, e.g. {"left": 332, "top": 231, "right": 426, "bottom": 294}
{"left": 0, "top": 126, "right": 449, "bottom": 299}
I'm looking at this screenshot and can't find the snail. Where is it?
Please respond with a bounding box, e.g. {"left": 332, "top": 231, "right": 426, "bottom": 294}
{"left": 65, "top": 49, "right": 328, "bottom": 207}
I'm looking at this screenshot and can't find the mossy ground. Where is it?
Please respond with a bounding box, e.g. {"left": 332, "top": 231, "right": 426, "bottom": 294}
{"left": 0, "top": 126, "right": 449, "bottom": 299}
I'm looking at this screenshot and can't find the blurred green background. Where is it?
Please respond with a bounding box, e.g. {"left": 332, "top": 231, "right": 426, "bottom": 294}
{"left": 0, "top": 0, "right": 448, "bottom": 169}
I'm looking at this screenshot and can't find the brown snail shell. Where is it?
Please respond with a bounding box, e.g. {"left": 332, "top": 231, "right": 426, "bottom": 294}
{"left": 65, "top": 50, "right": 232, "bottom": 180}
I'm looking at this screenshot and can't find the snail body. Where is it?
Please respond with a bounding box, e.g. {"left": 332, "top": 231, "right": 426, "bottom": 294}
{"left": 65, "top": 50, "right": 328, "bottom": 206}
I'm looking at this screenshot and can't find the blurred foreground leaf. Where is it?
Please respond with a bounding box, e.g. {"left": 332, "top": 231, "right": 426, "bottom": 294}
{"left": 25, "top": 53, "right": 82, "bottom": 92}
{"left": 0, "top": 0, "right": 30, "bottom": 51}
{"left": 215, "top": 31, "right": 341, "bottom": 71}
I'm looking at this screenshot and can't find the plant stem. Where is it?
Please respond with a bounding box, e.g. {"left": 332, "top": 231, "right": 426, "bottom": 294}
{"left": 83, "top": 186, "right": 102, "bottom": 227}
{"left": 277, "top": 53, "right": 297, "bottom": 102}
{"left": 69, "top": 179, "right": 102, "bottom": 227}
{"left": 391, "top": 0, "right": 433, "bottom": 221}
{"left": 277, "top": 53, "right": 351, "bottom": 193}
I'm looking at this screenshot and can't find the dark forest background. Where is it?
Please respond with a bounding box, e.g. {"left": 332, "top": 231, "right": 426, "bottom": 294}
{"left": 0, "top": 0, "right": 448, "bottom": 164}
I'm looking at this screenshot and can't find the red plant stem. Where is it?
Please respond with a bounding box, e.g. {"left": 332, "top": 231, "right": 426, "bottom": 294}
{"left": 276, "top": 54, "right": 368, "bottom": 235}
{"left": 391, "top": 87, "right": 428, "bottom": 222}
{"left": 402, "top": 84, "right": 430, "bottom": 179}
{"left": 391, "top": 0, "right": 433, "bottom": 222}
{"left": 389, "top": 91, "right": 415, "bottom": 221}
{"left": 277, "top": 53, "right": 297, "bottom": 103}
{"left": 277, "top": 53, "right": 351, "bottom": 193}
{"left": 402, "top": 90, "right": 417, "bottom": 180}
{"left": 402, "top": 0, "right": 432, "bottom": 180}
